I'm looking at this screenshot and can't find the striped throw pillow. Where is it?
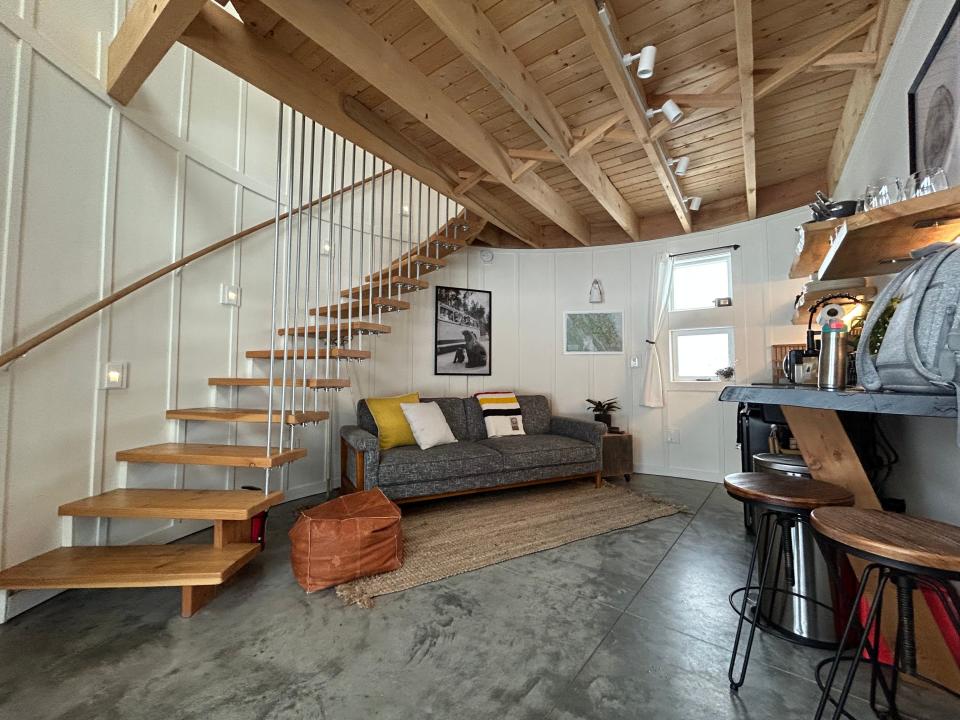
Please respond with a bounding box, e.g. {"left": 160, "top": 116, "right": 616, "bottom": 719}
{"left": 475, "top": 391, "right": 525, "bottom": 438}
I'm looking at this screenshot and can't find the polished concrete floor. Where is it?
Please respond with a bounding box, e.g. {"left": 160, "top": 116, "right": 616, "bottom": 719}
{"left": 1, "top": 475, "right": 957, "bottom": 719}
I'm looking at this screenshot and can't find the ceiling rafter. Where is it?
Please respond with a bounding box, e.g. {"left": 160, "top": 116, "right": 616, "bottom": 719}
{"left": 108, "top": 0, "right": 208, "bottom": 103}
{"left": 258, "top": 0, "right": 592, "bottom": 245}
{"left": 733, "top": 0, "right": 757, "bottom": 219}
{"left": 412, "top": 0, "right": 643, "bottom": 243}
{"left": 569, "top": 0, "right": 691, "bottom": 233}
{"left": 178, "top": 2, "right": 540, "bottom": 246}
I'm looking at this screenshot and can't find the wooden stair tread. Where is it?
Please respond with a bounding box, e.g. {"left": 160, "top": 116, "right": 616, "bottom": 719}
{"left": 278, "top": 321, "right": 390, "bottom": 336}
{"left": 208, "top": 377, "right": 350, "bottom": 389}
{"left": 59, "top": 489, "right": 284, "bottom": 521}
{"left": 116, "top": 443, "right": 306, "bottom": 469}
{"left": 166, "top": 407, "right": 329, "bottom": 424}
{"left": 0, "top": 544, "right": 260, "bottom": 589}
{"left": 310, "top": 297, "right": 410, "bottom": 316}
{"left": 367, "top": 254, "right": 447, "bottom": 280}
{"left": 246, "top": 347, "right": 370, "bottom": 360}
{"left": 342, "top": 277, "right": 428, "bottom": 298}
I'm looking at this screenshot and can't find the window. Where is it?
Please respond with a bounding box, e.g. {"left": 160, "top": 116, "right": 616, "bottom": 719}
{"left": 670, "top": 252, "right": 732, "bottom": 311}
{"left": 670, "top": 327, "right": 734, "bottom": 382}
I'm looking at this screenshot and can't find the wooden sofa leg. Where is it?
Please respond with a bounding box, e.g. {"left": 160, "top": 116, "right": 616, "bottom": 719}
{"left": 594, "top": 470, "right": 603, "bottom": 489}
{"left": 339, "top": 437, "right": 365, "bottom": 494}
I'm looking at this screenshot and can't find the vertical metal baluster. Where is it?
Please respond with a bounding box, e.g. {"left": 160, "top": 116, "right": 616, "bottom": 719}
{"left": 415, "top": 180, "right": 422, "bottom": 280}
{"left": 378, "top": 160, "right": 385, "bottom": 324}
{"left": 301, "top": 120, "right": 315, "bottom": 413}
{"left": 265, "top": 102, "right": 284, "bottom": 492}
{"left": 388, "top": 170, "right": 395, "bottom": 301}
{"left": 407, "top": 175, "right": 413, "bottom": 282}
{"left": 445, "top": 196, "right": 451, "bottom": 255}
{"left": 324, "top": 128, "right": 335, "bottom": 383}
{"left": 336, "top": 135, "right": 346, "bottom": 380}
{"left": 348, "top": 144, "right": 357, "bottom": 350}
{"left": 314, "top": 125, "right": 327, "bottom": 409}
{"left": 291, "top": 114, "right": 305, "bottom": 422}
{"left": 425, "top": 185, "right": 431, "bottom": 271}
{"left": 357, "top": 151, "right": 365, "bottom": 351}
{"left": 279, "top": 108, "right": 297, "bottom": 460}
{"left": 367, "top": 154, "right": 375, "bottom": 320}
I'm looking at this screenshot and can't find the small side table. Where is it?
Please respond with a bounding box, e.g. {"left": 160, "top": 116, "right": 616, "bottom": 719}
{"left": 601, "top": 433, "right": 634, "bottom": 481}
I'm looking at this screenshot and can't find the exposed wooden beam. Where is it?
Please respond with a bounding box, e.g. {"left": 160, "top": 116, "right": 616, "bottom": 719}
{"left": 259, "top": 0, "right": 591, "bottom": 244}
{"left": 179, "top": 3, "right": 540, "bottom": 246}
{"left": 108, "top": 0, "right": 207, "bottom": 103}
{"left": 414, "top": 0, "right": 642, "bottom": 243}
{"left": 570, "top": 0, "right": 691, "bottom": 232}
{"left": 457, "top": 169, "right": 498, "bottom": 184}
{"left": 569, "top": 110, "right": 627, "bottom": 156}
{"left": 648, "top": 93, "right": 740, "bottom": 109}
{"left": 755, "top": 51, "right": 878, "bottom": 73}
{"left": 827, "top": 1, "right": 909, "bottom": 192}
{"left": 733, "top": 0, "right": 757, "bottom": 219}
{"left": 453, "top": 167, "right": 486, "bottom": 196}
{"left": 755, "top": 9, "right": 878, "bottom": 101}
{"left": 507, "top": 148, "right": 558, "bottom": 163}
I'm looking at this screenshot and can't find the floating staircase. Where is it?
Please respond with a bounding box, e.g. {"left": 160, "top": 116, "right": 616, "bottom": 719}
{"left": 0, "top": 106, "right": 486, "bottom": 618}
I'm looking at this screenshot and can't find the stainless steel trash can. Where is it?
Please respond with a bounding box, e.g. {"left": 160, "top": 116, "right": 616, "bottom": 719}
{"left": 750, "top": 453, "right": 839, "bottom": 648}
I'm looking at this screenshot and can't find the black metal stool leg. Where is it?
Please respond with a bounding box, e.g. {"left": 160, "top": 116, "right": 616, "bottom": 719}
{"left": 830, "top": 569, "right": 891, "bottom": 720}
{"left": 729, "top": 511, "right": 779, "bottom": 691}
{"left": 813, "top": 564, "right": 882, "bottom": 720}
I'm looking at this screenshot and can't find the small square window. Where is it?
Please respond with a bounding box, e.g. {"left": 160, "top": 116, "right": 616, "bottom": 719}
{"left": 671, "top": 327, "right": 734, "bottom": 382}
{"left": 670, "top": 252, "right": 732, "bottom": 311}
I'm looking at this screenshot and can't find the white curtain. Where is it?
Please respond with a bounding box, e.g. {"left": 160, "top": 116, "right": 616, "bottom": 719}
{"left": 640, "top": 252, "right": 674, "bottom": 408}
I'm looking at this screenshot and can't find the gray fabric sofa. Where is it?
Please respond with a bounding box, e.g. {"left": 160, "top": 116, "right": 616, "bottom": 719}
{"left": 340, "top": 395, "right": 605, "bottom": 501}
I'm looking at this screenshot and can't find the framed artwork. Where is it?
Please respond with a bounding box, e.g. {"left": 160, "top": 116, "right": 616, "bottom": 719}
{"left": 563, "top": 311, "right": 624, "bottom": 354}
{"left": 435, "top": 286, "right": 492, "bottom": 375}
{"left": 909, "top": 1, "right": 960, "bottom": 176}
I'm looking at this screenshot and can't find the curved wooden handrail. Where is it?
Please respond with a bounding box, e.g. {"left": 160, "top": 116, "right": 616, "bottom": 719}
{"left": 0, "top": 168, "right": 393, "bottom": 368}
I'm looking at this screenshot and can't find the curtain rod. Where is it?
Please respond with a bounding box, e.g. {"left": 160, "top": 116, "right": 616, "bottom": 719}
{"left": 669, "top": 244, "right": 740, "bottom": 259}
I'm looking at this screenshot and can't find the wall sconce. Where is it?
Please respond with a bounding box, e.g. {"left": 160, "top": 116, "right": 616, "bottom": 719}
{"left": 589, "top": 279, "right": 605, "bottom": 304}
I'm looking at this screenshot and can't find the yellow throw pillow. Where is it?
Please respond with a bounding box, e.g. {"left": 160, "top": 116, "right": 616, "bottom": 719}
{"left": 366, "top": 392, "right": 420, "bottom": 450}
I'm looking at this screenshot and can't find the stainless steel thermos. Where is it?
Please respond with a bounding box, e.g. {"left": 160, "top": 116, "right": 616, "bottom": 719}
{"left": 818, "top": 327, "right": 848, "bottom": 390}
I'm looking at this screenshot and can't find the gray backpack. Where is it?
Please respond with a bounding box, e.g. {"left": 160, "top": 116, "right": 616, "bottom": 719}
{"left": 856, "top": 243, "right": 960, "bottom": 403}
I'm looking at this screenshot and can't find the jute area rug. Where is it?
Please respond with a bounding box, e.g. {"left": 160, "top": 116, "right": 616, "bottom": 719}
{"left": 336, "top": 480, "right": 681, "bottom": 608}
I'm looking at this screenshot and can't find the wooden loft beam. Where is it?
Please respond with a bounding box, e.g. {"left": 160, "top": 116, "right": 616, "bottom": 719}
{"left": 108, "top": 0, "right": 207, "bottom": 103}
{"left": 571, "top": 0, "right": 691, "bottom": 233}
{"left": 755, "top": 8, "right": 879, "bottom": 101}
{"left": 258, "top": 0, "right": 591, "bottom": 245}
{"left": 570, "top": 110, "right": 627, "bottom": 156}
{"left": 507, "top": 148, "right": 558, "bottom": 163}
{"left": 755, "top": 51, "right": 879, "bottom": 73}
{"left": 733, "top": 0, "right": 757, "bottom": 220}
{"left": 179, "top": 2, "right": 540, "bottom": 246}
{"left": 827, "top": 0, "right": 909, "bottom": 192}
{"left": 453, "top": 167, "right": 486, "bottom": 196}
{"left": 413, "top": 0, "right": 642, "bottom": 243}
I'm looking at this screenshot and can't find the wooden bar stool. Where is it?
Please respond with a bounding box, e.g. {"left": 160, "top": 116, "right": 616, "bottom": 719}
{"left": 810, "top": 507, "right": 960, "bottom": 720}
{"left": 724, "top": 472, "right": 855, "bottom": 691}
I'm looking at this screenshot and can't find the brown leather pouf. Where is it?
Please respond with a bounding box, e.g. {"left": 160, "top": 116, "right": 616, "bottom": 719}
{"left": 289, "top": 488, "right": 403, "bottom": 593}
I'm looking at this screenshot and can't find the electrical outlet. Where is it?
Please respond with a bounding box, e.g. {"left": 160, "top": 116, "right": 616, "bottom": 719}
{"left": 219, "top": 283, "right": 242, "bottom": 307}
{"left": 630, "top": 356, "right": 640, "bottom": 368}
{"left": 665, "top": 428, "right": 680, "bottom": 444}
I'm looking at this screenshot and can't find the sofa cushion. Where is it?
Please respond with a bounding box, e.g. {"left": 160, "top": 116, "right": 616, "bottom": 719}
{"left": 421, "top": 397, "right": 469, "bottom": 440}
{"left": 478, "top": 434, "right": 597, "bottom": 470}
{"left": 366, "top": 392, "right": 420, "bottom": 450}
{"left": 377, "top": 441, "right": 502, "bottom": 486}
{"left": 465, "top": 395, "right": 551, "bottom": 439}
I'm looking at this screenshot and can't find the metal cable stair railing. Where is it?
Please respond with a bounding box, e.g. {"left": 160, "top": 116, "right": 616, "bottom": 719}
{"left": 0, "top": 100, "right": 484, "bottom": 618}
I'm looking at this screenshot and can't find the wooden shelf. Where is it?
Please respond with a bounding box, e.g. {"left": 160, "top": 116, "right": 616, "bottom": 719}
{"left": 791, "top": 285, "right": 876, "bottom": 325}
{"left": 59, "top": 489, "right": 284, "bottom": 521}
{"left": 0, "top": 544, "right": 260, "bottom": 590}
{"left": 789, "top": 187, "right": 960, "bottom": 280}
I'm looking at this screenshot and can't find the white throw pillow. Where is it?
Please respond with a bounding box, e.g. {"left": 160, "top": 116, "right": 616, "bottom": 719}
{"left": 400, "top": 402, "right": 457, "bottom": 450}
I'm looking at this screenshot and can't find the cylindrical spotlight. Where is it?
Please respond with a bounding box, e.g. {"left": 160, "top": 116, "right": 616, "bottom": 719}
{"left": 636, "top": 45, "right": 657, "bottom": 79}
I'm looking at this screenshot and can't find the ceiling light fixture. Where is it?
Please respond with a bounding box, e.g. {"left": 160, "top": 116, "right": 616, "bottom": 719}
{"left": 684, "top": 196, "right": 702, "bottom": 212}
{"left": 622, "top": 45, "right": 657, "bottom": 80}
{"left": 668, "top": 156, "right": 690, "bottom": 176}
{"left": 645, "top": 98, "right": 683, "bottom": 125}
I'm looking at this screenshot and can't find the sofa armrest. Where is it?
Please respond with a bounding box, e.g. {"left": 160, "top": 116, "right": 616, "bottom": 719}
{"left": 549, "top": 416, "right": 606, "bottom": 448}
{"left": 340, "top": 425, "right": 380, "bottom": 492}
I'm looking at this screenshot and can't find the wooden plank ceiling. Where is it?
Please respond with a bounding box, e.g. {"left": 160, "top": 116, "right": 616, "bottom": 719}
{"left": 170, "top": 0, "right": 903, "bottom": 247}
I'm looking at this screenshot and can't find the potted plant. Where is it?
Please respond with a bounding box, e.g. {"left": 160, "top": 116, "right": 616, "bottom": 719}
{"left": 586, "top": 397, "right": 620, "bottom": 429}
{"left": 716, "top": 366, "right": 735, "bottom": 381}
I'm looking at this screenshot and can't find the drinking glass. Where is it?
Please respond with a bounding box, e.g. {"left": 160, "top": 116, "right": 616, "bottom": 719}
{"left": 863, "top": 185, "right": 880, "bottom": 210}
{"left": 874, "top": 177, "right": 904, "bottom": 207}
{"left": 905, "top": 167, "right": 948, "bottom": 198}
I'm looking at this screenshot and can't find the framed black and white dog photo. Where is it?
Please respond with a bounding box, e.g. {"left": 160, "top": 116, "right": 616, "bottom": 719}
{"left": 435, "top": 286, "right": 492, "bottom": 376}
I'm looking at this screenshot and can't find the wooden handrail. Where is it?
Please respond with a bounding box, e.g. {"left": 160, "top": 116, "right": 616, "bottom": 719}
{"left": 0, "top": 167, "right": 393, "bottom": 368}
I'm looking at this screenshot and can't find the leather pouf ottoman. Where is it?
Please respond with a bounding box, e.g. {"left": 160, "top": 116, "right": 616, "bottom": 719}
{"left": 289, "top": 488, "right": 403, "bottom": 592}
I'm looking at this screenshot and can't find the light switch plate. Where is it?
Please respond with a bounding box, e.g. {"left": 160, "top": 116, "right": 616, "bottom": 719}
{"left": 630, "top": 356, "right": 640, "bottom": 368}
{"left": 220, "top": 283, "right": 241, "bottom": 307}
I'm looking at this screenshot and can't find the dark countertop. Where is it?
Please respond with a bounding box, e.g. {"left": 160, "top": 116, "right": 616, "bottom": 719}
{"left": 718, "top": 384, "right": 957, "bottom": 419}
